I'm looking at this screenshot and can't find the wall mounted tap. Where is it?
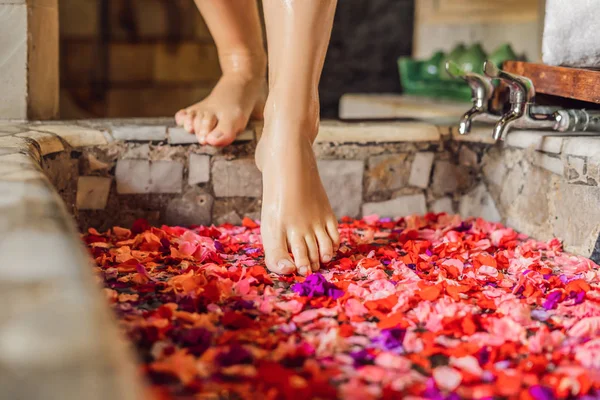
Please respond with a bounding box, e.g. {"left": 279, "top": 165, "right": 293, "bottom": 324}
{"left": 454, "top": 60, "right": 600, "bottom": 141}
{"left": 445, "top": 61, "right": 499, "bottom": 134}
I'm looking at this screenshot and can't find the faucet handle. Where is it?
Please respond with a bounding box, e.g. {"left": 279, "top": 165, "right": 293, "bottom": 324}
{"left": 483, "top": 60, "right": 535, "bottom": 104}
{"left": 445, "top": 61, "right": 495, "bottom": 109}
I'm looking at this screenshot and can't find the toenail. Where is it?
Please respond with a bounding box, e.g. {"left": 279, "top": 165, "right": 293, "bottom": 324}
{"left": 211, "top": 131, "right": 223, "bottom": 139}
{"left": 277, "top": 260, "right": 294, "bottom": 272}
{"left": 323, "top": 255, "right": 331, "bottom": 262}
{"left": 298, "top": 266, "right": 309, "bottom": 275}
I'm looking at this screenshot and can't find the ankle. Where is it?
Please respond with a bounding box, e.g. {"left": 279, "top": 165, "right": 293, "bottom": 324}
{"left": 219, "top": 48, "right": 267, "bottom": 80}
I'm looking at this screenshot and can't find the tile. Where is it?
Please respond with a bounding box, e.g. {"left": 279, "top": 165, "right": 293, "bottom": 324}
{"left": 431, "top": 197, "right": 454, "bottom": 214}
{"left": 533, "top": 152, "right": 564, "bottom": 176}
{"left": 115, "top": 159, "right": 150, "bottom": 194}
{"left": 505, "top": 130, "right": 563, "bottom": 154}
{"left": 188, "top": 154, "right": 210, "bottom": 185}
{"left": 563, "top": 137, "right": 600, "bottom": 158}
{"left": 76, "top": 176, "right": 111, "bottom": 210}
{"left": 111, "top": 125, "right": 167, "bottom": 142}
{"left": 408, "top": 152, "right": 435, "bottom": 188}
{"left": 168, "top": 126, "right": 253, "bottom": 144}
{"left": 149, "top": 160, "right": 183, "bottom": 194}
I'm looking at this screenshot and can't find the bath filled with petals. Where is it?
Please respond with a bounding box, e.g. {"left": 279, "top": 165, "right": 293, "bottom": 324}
{"left": 83, "top": 214, "right": 600, "bottom": 399}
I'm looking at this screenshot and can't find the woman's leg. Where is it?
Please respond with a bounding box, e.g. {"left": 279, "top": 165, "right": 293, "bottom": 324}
{"left": 257, "top": 0, "right": 340, "bottom": 276}
{"left": 175, "top": 0, "right": 266, "bottom": 147}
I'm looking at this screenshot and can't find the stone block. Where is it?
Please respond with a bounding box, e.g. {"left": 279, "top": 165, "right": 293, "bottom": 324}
{"left": 458, "top": 146, "right": 478, "bottom": 167}
{"left": 366, "top": 154, "right": 409, "bottom": 195}
{"left": 431, "top": 197, "right": 454, "bottom": 214}
{"left": 363, "top": 194, "right": 427, "bottom": 218}
{"left": 317, "top": 160, "right": 364, "bottom": 218}
{"left": 553, "top": 182, "right": 600, "bottom": 255}
{"left": 168, "top": 127, "right": 199, "bottom": 145}
{"left": 76, "top": 176, "right": 111, "bottom": 210}
{"left": 431, "top": 160, "right": 471, "bottom": 195}
{"left": 212, "top": 158, "right": 261, "bottom": 198}
{"left": 188, "top": 154, "right": 210, "bottom": 185}
{"left": 459, "top": 183, "right": 501, "bottom": 223}
{"left": 408, "top": 152, "right": 434, "bottom": 188}
{"left": 165, "top": 187, "right": 213, "bottom": 227}
{"left": 115, "top": 159, "right": 150, "bottom": 194}
{"left": 111, "top": 125, "right": 167, "bottom": 142}
{"left": 149, "top": 161, "right": 183, "bottom": 194}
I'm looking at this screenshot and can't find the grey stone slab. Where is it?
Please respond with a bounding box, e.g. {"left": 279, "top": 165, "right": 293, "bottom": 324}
{"left": 165, "top": 187, "right": 213, "bottom": 226}
{"left": 317, "top": 160, "right": 364, "bottom": 218}
{"left": 505, "top": 130, "right": 563, "bottom": 154}
{"left": 115, "top": 159, "right": 150, "bottom": 194}
{"left": 111, "top": 125, "right": 166, "bottom": 142}
{"left": 188, "top": 154, "right": 210, "bottom": 185}
{"left": 408, "top": 152, "right": 434, "bottom": 188}
{"left": 363, "top": 193, "right": 427, "bottom": 217}
{"left": 212, "top": 158, "right": 262, "bottom": 197}
{"left": 149, "top": 160, "right": 183, "bottom": 194}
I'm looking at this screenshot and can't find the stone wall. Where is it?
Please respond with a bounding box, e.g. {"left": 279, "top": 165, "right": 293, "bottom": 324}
{"left": 39, "top": 119, "right": 469, "bottom": 232}
{"left": 31, "top": 118, "right": 600, "bottom": 263}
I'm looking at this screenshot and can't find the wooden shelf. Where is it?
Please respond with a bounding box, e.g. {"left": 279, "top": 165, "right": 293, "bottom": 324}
{"left": 502, "top": 61, "right": 600, "bottom": 104}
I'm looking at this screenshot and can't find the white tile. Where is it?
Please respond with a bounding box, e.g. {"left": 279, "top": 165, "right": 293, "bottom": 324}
{"left": 408, "top": 152, "right": 435, "bottom": 188}
{"left": 563, "top": 137, "right": 600, "bottom": 158}
{"left": 505, "top": 130, "right": 563, "bottom": 154}
{"left": 317, "top": 120, "right": 441, "bottom": 143}
{"left": 533, "top": 153, "right": 564, "bottom": 176}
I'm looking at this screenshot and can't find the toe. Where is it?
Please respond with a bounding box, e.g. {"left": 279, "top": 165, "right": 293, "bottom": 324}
{"left": 289, "top": 233, "right": 311, "bottom": 276}
{"left": 263, "top": 231, "right": 296, "bottom": 275}
{"left": 183, "top": 111, "right": 196, "bottom": 133}
{"left": 198, "top": 113, "right": 218, "bottom": 139}
{"left": 305, "top": 235, "right": 320, "bottom": 271}
{"left": 315, "top": 228, "right": 334, "bottom": 263}
{"left": 206, "top": 117, "right": 239, "bottom": 147}
{"left": 326, "top": 219, "right": 340, "bottom": 252}
{"left": 175, "top": 109, "right": 187, "bottom": 125}
{"left": 193, "top": 113, "right": 207, "bottom": 144}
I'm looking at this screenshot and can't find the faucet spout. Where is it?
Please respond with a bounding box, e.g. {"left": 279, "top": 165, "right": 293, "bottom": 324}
{"left": 459, "top": 105, "right": 484, "bottom": 135}
{"left": 493, "top": 109, "right": 521, "bottom": 141}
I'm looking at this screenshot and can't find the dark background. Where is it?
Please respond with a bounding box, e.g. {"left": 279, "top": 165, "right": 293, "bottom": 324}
{"left": 320, "top": 0, "right": 415, "bottom": 117}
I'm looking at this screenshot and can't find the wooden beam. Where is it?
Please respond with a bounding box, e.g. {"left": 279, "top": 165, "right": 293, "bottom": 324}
{"left": 503, "top": 61, "right": 600, "bottom": 104}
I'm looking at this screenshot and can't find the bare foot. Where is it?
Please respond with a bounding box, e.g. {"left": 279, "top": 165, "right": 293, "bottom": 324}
{"left": 255, "top": 101, "right": 340, "bottom": 276}
{"left": 174, "top": 53, "right": 266, "bottom": 147}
